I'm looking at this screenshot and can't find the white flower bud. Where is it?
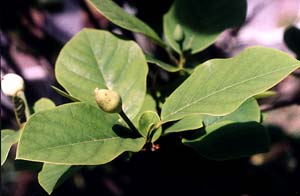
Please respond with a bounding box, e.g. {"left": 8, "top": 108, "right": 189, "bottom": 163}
{"left": 1, "top": 73, "right": 24, "bottom": 96}
{"left": 94, "top": 88, "right": 122, "bottom": 113}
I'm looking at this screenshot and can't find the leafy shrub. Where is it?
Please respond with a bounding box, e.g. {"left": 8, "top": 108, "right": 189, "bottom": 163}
{"left": 2, "top": 0, "right": 299, "bottom": 194}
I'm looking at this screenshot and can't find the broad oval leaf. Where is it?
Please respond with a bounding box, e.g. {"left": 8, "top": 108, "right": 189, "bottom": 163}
{"left": 138, "top": 111, "right": 161, "bottom": 142}
{"left": 55, "top": 29, "right": 148, "bottom": 119}
{"left": 161, "top": 47, "right": 300, "bottom": 122}
{"left": 38, "top": 164, "right": 81, "bottom": 194}
{"left": 88, "top": 0, "right": 165, "bottom": 47}
{"left": 33, "top": 98, "right": 56, "bottom": 113}
{"left": 1, "top": 129, "right": 20, "bottom": 166}
{"left": 17, "top": 103, "right": 145, "bottom": 165}
{"left": 183, "top": 121, "right": 270, "bottom": 160}
{"left": 163, "top": 0, "right": 246, "bottom": 54}
{"left": 33, "top": 98, "right": 76, "bottom": 195}
{"left": 203, "top": 98, "right": 260, "bottom": 126}
{"left": 164, "top": 114, "right": 203, "bottom": 135}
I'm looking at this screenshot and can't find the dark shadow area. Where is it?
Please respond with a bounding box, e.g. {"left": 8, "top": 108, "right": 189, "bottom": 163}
{"left": 284, "top": 26, "right": 300, "bottom": 59}
{"left": 112, "top": 124, "right": 139, "bottom": 138}
{"left": 172, "top": 0, "right": 247, "bottom": 34}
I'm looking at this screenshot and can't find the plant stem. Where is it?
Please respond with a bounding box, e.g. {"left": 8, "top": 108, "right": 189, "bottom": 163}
{"left": 166, "top": 47, "right": 179, "bottom": 65}
{"left": 12, "top": 91, "right": 31, "bottom": 128}
{"left": 12, "top": 97, "right": 23, "bottom": 128}
{"left": 119, "top": 110, "right": 140, "bottom": 136}
{"left": 16, "top": 91, "right": 31, "bottom": 121}
{"left": 178, "top": 53, "right": 186, "bottom": 70}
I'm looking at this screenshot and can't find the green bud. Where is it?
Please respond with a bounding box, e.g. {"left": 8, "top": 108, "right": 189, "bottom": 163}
{"left": 173, "top": 24, "right": 184, "bottom": 42}
{"left": 94, "top": 88, "right": 122, "bottom": 113}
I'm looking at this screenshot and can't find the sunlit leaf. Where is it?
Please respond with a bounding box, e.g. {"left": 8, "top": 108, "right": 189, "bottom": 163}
{"left": 55, "top": 29, "right": 148, "bottom": 119}
{"left": 1, "top": 130, "right": 19, "bottom": 166}
{"left": 17, "top": 103, "right": 145, "bottom": 165}
{"left": 161, "top": 47, "right": 300, "bottom": 122}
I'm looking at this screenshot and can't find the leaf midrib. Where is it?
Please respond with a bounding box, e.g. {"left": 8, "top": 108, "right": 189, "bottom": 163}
{"left": 85, "top": 31, "right": 109, "bottom": 88}
{"left": 163, "top": 63, "right": 299, "bottom": 121}
{"left": 19, "top": 136, "right": 122, "bottom": 157}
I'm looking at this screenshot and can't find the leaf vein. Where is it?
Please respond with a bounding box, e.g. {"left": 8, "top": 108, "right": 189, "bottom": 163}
{"left": 164, "top": 64, "right": 299, "bottom": 120}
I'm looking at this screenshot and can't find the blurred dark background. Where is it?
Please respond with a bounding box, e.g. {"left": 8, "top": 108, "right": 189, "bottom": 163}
{"left": 1, "top": 0, "right": 300, "bottom": 195}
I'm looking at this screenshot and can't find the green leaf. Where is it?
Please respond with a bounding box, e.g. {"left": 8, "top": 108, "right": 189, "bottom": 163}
{"left": 88, "top": 0, "right": 165, "bottom": 47}
{"left": 151, "top": 128, "right": 162, "bottom": 143}
{"left": 140, "top": 94, "right": 156, "bottom": 112}
{"left": 145, "top": 54, "right": 180, "bottom": 72}
{"left": 161, "top": 47, "right": 300, "bottom": 122}
{"left": 33, "top": 98, "right": 76, "bottom": 194}
{"left": 254, "top": 90, "right": 277, "bottom": 99}
{"left": 134, "top": 94, "right": 156, "bottom": 117}
{"left": 138, "top": 111, "right": 161, "bottom": 142}
{"left": 33, "top": 98, "right": 56, "bottom": 113}
{"left": 203, "top": 98, "right": 260, "bottom": 126}
{"left": 1, "top": 130, "right": 19, "bottom": 166}
{"left": 38, "top": 164, "right": 81, "bottom": 194}
{"left": 17, "top": 103, "right": 145, "bottom": 165}
{"left": 164, "top": 114, "right": 203, "bottom": 135}
{"left": 133, "top": 94, "right": 157, "bottom": 126}
{"left": 163, "top": 0, "right": 246, "bottom": 54}
{"left": 183, "top": 121, "right": 270, "bottom": 160}
{"left": 51, "top": 86, "right": 80, "bottom": 102}
{"left": 55, "top": 29, "right": 148, "bottom": 119}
